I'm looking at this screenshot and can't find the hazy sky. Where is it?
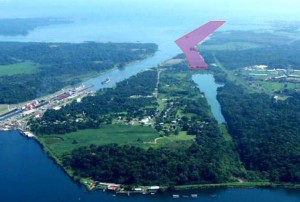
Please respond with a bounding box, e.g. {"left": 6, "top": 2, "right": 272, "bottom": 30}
{"left": 0, "top": 0, "right": 299, "bottom": 23}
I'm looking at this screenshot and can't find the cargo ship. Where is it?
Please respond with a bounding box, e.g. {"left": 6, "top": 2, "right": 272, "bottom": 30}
{"left": 101, "top": 78, "right": 111, "bottom": 85}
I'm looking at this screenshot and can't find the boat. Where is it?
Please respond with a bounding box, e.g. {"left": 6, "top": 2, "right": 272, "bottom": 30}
{"left": 172, "top": 194, "right": 180, "bottom": 198}
{"left": 191, "top": 194, "right": 198, "bottom": 198}
{"left": 101, "top": 78, "right": 111, "bottom": 85}
{"left": 18, "top": 129, "right": 35, "bottom": 138}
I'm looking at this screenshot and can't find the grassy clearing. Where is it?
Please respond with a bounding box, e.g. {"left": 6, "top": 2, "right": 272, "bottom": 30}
{"left": 0, "top": 61, "right": 39, "bottom": 76}
{"left": 0, "top": 104, "right": 24, "bottom": 115}
{"left": 39, "top": 125, "right": 196, "bottom": 157}
{"left": 151, "top": 131, "right": 196, "bottom": 149}
{"left": 257, "top": 81, "right": 299, "bottom": 94}
{"left": 0, "top": 105, "right": 7, "bottom": 114}
{"left": 214, "top": 57, "right": 257, "bottom": 93}
{"left": 220, "top": 124, "right": 232, "bottom": 141}
{"left": 39, "top": 125, "right": 160, "bottom": 157}
{"left": 201, "top": 42, "right": 262, "bottom": 51}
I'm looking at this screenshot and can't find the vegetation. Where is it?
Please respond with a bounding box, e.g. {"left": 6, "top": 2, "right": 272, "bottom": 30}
{"left": 32, "top": 63, "right": 242, "bottom": 186}
{"left": 0, "top": 61, "right": 39, "bottom": 76}
{"left": 218, "top": 83, "right": 300, "bottom": 182}
{"left": 40, "top": 125, "right": 160, "bottom": 156}
{"left": 27, "top": 30, "right": 300, "bottom": 188}
{"left": 0, "top": 18, "right": 72, "bottom": 36}
{"left": 63, "top": 143, "right": 235, "bottom": 186}
{"left": 30, "top": 70, "right": 158, "bottom": 134}
{"left": 0, "top": 42, "right": 157, "bottom": 103}
{"left": 207, "top": 41, "right": 300, "bottom": 70}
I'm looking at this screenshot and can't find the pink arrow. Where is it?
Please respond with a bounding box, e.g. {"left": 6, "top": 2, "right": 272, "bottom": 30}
{"left": 175, "top": 21, "right": 225, "bottom": 70}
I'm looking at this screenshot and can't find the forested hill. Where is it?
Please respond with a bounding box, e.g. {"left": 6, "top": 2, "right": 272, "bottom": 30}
{"left": 0, "top": 42, "right": 157, "bottom": 103}
{"left": 0, "top": 18, "right": 72, "bottom": 36}
{"left": 218, "top": 82, "right": 300, "bottom": 182}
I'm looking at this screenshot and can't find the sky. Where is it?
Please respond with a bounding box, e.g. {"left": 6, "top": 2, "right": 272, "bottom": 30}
{"left": 0, "top": 0, "right": 299, "bottom": 23}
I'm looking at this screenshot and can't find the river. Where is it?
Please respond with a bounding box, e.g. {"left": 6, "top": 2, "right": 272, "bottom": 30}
{"left": 192, "top": 74, "right": 225, "bottom": 124}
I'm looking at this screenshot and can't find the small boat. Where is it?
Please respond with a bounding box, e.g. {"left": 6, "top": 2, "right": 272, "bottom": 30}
{"left": 101, "top": 78, "right": 111, "bottom": 85}
{"left": 172, "top": 194, "right": 180, "bottom": 198}
{"left": 191, "top": 194, "right": 198, "bottom": 198}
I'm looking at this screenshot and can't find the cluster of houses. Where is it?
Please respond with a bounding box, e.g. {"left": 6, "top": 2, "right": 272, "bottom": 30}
{"left": 243, "top": 65, "right": 300, "bottom": 82}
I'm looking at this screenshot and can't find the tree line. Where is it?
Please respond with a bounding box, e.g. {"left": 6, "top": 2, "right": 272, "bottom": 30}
{"left": 0, "top": 42, "right": 157, "bottom": 103}
{"left": 218, "top": 82, "right": 300, "bottom": 182}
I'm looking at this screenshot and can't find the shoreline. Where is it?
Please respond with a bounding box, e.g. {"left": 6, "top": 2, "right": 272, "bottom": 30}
{"left": 2, "top": 129, "right": 299, "bottom": 194}
{"left": 0, "top": 51, "right": 156, "bottom": 116}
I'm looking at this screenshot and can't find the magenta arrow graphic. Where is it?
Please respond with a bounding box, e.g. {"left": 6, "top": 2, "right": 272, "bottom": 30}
{"left": 175, "top": 21, "right": 225, "bottom": 70}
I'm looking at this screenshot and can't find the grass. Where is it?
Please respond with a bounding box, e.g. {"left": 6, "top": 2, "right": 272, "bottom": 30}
{"left": 213, "top": 57, "right": 299, "bottom": 95}
{"left": 220, "top": 124, "right": 232, "bottom": 141}
{"left": 201, "top": 42, "right": 262, "bottom": 51}
{"left": 0, "top": 103, "right": 25, "bottom": 115}
{"left": 150, "top": 131, "right": 196, "bottom": 149}
{"left": 0, "top": 61, "right": 39, "bottom": 76}
{"left": 257, "top": 81, "right": 299, "bottom": 94}
{"left": 0, "top": 105, "right": 7, "bottom": 114}
{"left": 40, "top": 125, "right": 160, "bottom": 157}
{"left": 39, "top": 124, "right": 197, "bottom": 157}
{"left": 214, "top": 57, "right": 257, "bottom": 93}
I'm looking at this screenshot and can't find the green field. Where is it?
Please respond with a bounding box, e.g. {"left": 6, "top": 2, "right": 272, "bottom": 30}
{"left": 220, "top": 124, "right": 232, "bottom": 141}
{"left": 0, "top": 104, "right": 23, "bottom": 115}
{"left": 0, "top": 61, "right": 39, "bottom": 76}
{"left": 201, "top": 42, "right": 262, "bottom": 51}
{"left": 40, "top": 125, "right": 197, "bottom": 157}
{"left": 40, "top": 125, "right": 160, "bottom": 157}
{"left": 152, "top": 131, "right": 196, "bottom": 149}
{"left": 256, "top": 81, "right": 299, "bottom": 94}
{"left": 0, "top": 105, "right": 7, "bottom": 114}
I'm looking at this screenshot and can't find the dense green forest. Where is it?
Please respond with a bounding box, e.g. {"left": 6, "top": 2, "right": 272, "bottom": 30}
{"left": 0, "top": 18, "right": 72, "bottom": 36}
{"left": 205, "top": 41, "right": 300, "bottom": 70}
{"left": 32, "top": 64, "right": 242, "bottom": 186}
{"left": 63, "top": 142, "right": 236, "bottom": 186}
{"left": 0, "top": 42, "right": 157, "bottom": 103}
{"left": 218, "top": 82, "right": 300, "bottom": 182}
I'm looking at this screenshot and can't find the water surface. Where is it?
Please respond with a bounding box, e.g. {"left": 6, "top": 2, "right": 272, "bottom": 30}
{"left": 192, "top": 74, "right": 225, "bottom": 123}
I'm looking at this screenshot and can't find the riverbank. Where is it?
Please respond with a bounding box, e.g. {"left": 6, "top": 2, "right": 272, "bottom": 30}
{"left": 25, "top": 134, "right": 300, "bottom": 193}
{"left": 18, "top": 134, "right": 300, "bottom": 194}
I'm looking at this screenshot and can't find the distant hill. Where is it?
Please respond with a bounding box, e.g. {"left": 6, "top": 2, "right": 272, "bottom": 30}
{"left": 0, "top": 18, "right": 72, "bottom": 36}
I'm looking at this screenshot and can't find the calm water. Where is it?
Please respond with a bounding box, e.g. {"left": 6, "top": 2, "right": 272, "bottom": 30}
{"left": 192, "top": 74, "right": 225, "bottom": 123}
{"left": 1, "top": 1, "right": 300, "bottom": 201}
